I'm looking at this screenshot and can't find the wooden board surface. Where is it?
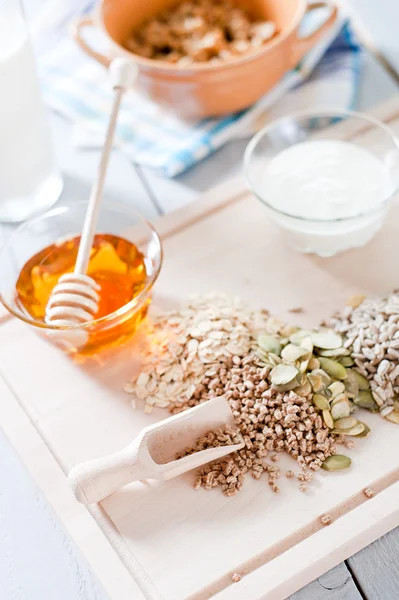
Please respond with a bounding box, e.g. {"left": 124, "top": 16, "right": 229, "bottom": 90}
{"left": 1, "top": 96, "right": 399, "bottom": 600}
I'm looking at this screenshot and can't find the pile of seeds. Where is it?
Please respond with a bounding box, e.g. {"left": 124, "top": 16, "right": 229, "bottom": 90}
{"left": 124, "top": 294, "right": 270, "bottom": 413}
{"left": 176, "top": 353, "right": 340, "bottom": 496}
{"left": 125, "top": 294, "right": 382, "bottom": 496}
{"left": 329, "top": 291, "right": 399, "bottom": 424}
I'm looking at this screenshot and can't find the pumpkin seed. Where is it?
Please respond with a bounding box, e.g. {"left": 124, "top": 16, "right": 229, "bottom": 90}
{"left": 322, "top": 455, "right": 351, "bottom": 471}
{"left": 331, "top": 397, "right": 351, "bottom": 420}
{"left": 333, "top": 416, "right": 358, "bottom": 430}
{"left": 356, "top": 423, "right": 371, "bottom": 438}
{"left": 313, "top": 394, "right": 330, "bottom": 410}
{"left": 268, "top": 353, "right": 282, "bottom": 367}
{"left": 270, "top": 364, "right": 299, "bottom": 386}
{"left": 333, "top": 422, "right": 365, "bottom": 436}
{"left": 308, "top": 373, "right": 324, "bottom": 393}
{"left": 281, "top": 344, "right": 309, "bottom": 363}
{"left": 345, "top": 370, "right": 359, "bottom": 398}
{"left": 318, "top": 358, "right": 347, "bottom": 380}
{"left": 351, "top": 370, "right": 370, "bottom": 391}
{"left": 323, "top": 409, "right": 334, "bottom": 429}
{"left": 300, "top": 336, "right": 314, "bottom": 353}
{"left": 385, "top": 411, "right": 399, "bottom": 424}
{"left": 317, "top": 348, "right": 350, "bottom": 358}
{"left": 328, "top": 381, "right": 346, "bottom": 398}
{"left": 258, "top": 335, "right": 282, "bottom": 356}
{"left": 308, "top": 356, "right": 320, "bottom": 370}
{"left": 295, "top": 381, "right": 312, "bottom": 397}
{"left": 353, "top": 390, "right": 378, "bottom": 411}
{"left": 289, "top": 329, "right": 312, "bottom": 345}
{"left": 340, "top": 356, "right": 355, "bottom": 367}
{"left": 311, "top": 330, "right": 342, "bottom": 350}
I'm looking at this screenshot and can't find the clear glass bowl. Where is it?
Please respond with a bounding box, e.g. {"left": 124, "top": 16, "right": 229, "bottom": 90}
{"left": 244, "top": 110, "right": 399, "bottom": 257}
{"left": 0, "top": 202, "right": 162, "bottom": 356}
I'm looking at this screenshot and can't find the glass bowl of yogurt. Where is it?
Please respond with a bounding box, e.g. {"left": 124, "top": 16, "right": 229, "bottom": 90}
{"left": 244, "top": 110, "right": 399, "bottom": 256}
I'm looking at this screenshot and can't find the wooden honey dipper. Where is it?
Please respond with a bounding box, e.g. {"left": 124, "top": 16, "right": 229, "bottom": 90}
{"left": 45, "top": 58, "right": 137, "bottom": 348}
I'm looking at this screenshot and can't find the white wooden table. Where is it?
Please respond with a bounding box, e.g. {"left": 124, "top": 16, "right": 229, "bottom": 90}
{"left": 1, "top": 1, "right": 399, "bottom": 599}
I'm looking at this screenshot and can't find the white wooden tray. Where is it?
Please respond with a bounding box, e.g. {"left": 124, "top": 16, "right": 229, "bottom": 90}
{"left": 1, "top": 95, "right": 399, "bottom": 600}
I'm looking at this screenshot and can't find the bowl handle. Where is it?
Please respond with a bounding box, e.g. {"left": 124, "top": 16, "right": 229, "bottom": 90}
{"left": 70, "top": 16, "right": 111, "bottom": 68}
{"left": 291, "top": 1, "right": 339, "bottom": 68}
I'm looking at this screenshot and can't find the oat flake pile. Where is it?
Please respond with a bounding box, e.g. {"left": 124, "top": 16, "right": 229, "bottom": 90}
{"left": 124, "top": 293, "right": 393, "bottom": 497}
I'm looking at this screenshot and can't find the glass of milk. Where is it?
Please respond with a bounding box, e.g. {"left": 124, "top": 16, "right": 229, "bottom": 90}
{"left": 244, "top": 110, "right": 399, "bottom": 257}
{"left": 0, "top": 1, "right": 63, "bottom": 222}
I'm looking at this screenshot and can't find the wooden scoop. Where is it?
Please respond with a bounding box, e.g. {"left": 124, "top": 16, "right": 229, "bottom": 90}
{"left": 69, "top": 396, "right": 243, "bottom": 504}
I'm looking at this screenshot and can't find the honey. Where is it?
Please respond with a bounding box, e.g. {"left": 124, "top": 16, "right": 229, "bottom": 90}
{"left": 16, "top": 234, "right": 149, "bottom": 355}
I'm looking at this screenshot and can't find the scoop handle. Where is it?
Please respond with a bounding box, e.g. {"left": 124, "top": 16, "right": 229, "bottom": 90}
{"left": 68, "top": 445, "right": 144, "bottom": 504}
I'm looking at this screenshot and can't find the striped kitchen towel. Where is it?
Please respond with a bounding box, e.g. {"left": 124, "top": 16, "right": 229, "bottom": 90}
{"left": 36, "top": 6, "right": 362, "bottom": 177}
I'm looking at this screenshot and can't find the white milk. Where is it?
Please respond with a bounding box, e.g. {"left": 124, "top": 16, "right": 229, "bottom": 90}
{"left": 0, "top": 18, "right": 62, "bottom": 221}
{"left": 260, "top": 140, "right": 392, "bottom": 256}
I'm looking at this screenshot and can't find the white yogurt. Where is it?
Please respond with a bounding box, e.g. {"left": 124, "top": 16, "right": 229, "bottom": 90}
{"left": 259, "top": 140, "right": 392, "bottom": 256}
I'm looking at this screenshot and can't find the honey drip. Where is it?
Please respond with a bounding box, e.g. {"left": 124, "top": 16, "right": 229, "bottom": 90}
{"left": 16, "top": 234, "right": 149, "bottom": 354}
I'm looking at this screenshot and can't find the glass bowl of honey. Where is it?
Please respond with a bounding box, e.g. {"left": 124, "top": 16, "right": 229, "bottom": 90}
{"left": 0, "top": 201, "right": 162, "bottom": 356}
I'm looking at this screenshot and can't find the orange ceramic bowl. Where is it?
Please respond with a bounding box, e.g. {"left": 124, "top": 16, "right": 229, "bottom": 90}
{"left": 72, "top": 0, "right": 338, "bottom": 118}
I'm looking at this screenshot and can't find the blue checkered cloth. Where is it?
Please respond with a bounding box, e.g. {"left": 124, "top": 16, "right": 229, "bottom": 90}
{"left": 37, "top": 8, "right": 362, "bottom": 177}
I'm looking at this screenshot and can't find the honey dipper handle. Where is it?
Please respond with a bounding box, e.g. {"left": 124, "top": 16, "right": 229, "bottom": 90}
{"left": 75, "top": 59, "right": 138, "bottom": 274}
{"left": 68, "top": 444, "right": 144, "bottom": 505}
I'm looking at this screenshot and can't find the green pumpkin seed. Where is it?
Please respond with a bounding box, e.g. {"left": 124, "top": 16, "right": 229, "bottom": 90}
{"left": 323, "top": 409, "right": 334, "bottom": 429}
{"left": 353, "top": 390, "right": 378, "bottom": 411}
{"left": 268, "top": 353, "right": 282, "bottom": 367}
{"left": 311, "top": 330, "right": 343, "bottom": 350}
{"left": 317, "top": 348, "right": 350, "bottom": 358}
{"left": 351, "top": 370, "right": 370, "bottom": 391}
{"left": 318, "top": 358, "right": 347, "bottom": 380}
{"left": 258, "top": 335, "right": 282, "bottom": 356}
{"left": 345, "top": 370, "right": 359, "bottom": 398}
{"left": 331, "top": 398, "right": 351, "bottom": 420}
{"left": 356, "top": 423, "right": 371, "bottom": 438}
{"left": 340, "top": 356, "right": 355, "bottom": 367}
{"left": 270, "top": 364, "right": 299, "bottom": 386}
{"left": 289, "top": 329, "right": 312, "bottom": 345}
{"left": 333, "top": 422, "right": 365, "bottom": 436}
{"left": 322, "top": 455, "right": 352, "bottom": 471}
{"left": 313, "top": 394, "right": 330, "bottom": 410}
{"left": 328, "top": 381, "right": 346, "bottom": 398}
{"left": 281, "top": 344, "right": 309, "bottom": 363}
{"left": 333, "top": 416, "right": 358, "bottom": 430}
{"left": 300, "top": 336, "right": 314, "bottom": 353}
{"left": 385, "top": 411, "right": 399, "bottom": 425}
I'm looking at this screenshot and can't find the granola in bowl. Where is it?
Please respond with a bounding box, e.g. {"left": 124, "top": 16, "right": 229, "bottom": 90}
{"left": 124, "top": 0, "right": 277, "bottom": 64}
